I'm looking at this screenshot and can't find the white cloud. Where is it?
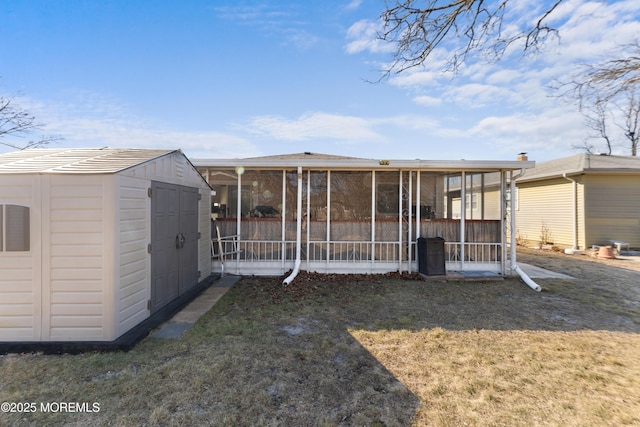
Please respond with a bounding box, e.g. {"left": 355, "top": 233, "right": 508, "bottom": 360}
{"left": 214, "top": 4, "right": 319, "bottom": 51}
{"left": 375, "top": 114, "right": 441, "bottom": 132}
{"left": 344, "top": 0, "right": 362, "bottom": 11}
{"left": 249, "top": 112, "right": 381, "bottom": 142}
{"left": 467, "top": 107, "right": 589, "bottom": 156}
{"left": 486, "top": 69, "right": 521, "bottom": 85}
{"left": 389, "top": 70, "right": 441, "bottom": 88}
{"left": 17, "top": 93, "right": 259, "bottom": 159}
{"left": 285, "top": 29, "right": 319, "bottom": 51}
{"left": 344, "top": 19, "right": 395, "bottom": 54}
{"left": 444, "top": 83, "right": 518, "bottom": 108}
{"left": 413, "top": 95, "right": 442, "bottom": 107}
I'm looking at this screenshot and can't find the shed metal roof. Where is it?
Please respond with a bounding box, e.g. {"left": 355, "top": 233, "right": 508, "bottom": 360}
{"left": 0, "top": 148, "right": 177, "bottom": 174}
{"left": 517, "top": 153, "right": 640, "bottom": 182}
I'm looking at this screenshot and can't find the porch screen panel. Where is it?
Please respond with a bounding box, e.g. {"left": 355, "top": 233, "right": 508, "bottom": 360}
{"left": 375, "top": 171, "right": 400, "bottom": 241}
{"left": 285, "top": 170, "right": 298, "bottom": 241}
{"left": 240, "top": 170, "right": 283, "bottom": 241}
{"left": 418, "top": 173, "right": 462, "bottom": 242}
{"left": 308, "top": 171, "right": 328, "bottom": 262}
{"left": 418, "top": 172, "right": 445, "bottom": 220}
{"left": 464, "top": 172, "right": 501, "bottom": 243}
{"left": 330, "top": 171, "right": 371, "bottom": 241}
{"left": 308, "top": 171, "right": 327, "bottom": 241}
{"left": 209, "top": 169, "right": 240, "bottom": 237}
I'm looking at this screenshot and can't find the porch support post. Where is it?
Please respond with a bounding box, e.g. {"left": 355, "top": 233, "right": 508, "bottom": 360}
{"left": 371, "top": 171, "right": 376, "bottom": 272}
{"left": 460, "top": 171, "right": 466, "bottom": 269}
{"left": 509, "top": 170, "right": 516, "bottom": 271}
{"left": 414, "top": 171, "right": 421, "bottom": 272}
{"left": 398, "top": 170, "right": 403, "bottom": 272}
{"left": 281, "top": 170, "right": 286, "bottom": 272}
{"left": 500, "top": 170, "right": 507, "bottom": 275}
{"left": 416, "top": 171, "right": 421, "bottom": 238}
{"left": 306, "top": 169, "right": 310, "bottom": 268}
{"left": 236, "top": 168, "right": 242, "bottom": 274}
{"left": 481, "top": 173, "right": 485, "bottom": 220}
{"left": 408, "top": 170, "right": 413, "bottom": 272}
{"left": 326, "top": 170, "right": 331, "bottom": 272}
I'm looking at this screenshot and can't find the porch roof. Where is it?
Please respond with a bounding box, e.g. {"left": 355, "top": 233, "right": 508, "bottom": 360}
{"left": 193, "top": 152, "right": 535, "bottom": 172}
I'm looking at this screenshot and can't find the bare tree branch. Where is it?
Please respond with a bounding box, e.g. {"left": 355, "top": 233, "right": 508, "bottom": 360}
{"left": 617, "top": 92, "right": 640, "bottom": 156}
{"left": 377, "top": 0, "right": 563, "bottom": 76}
{"left": 577, "top": 100, "right": 612, "bottom": 155}
{"left": 554, "top": 42, "right": 640, "bottom": 156}
{"left": 0, "top": 90, "right": 62, "bottom": 150}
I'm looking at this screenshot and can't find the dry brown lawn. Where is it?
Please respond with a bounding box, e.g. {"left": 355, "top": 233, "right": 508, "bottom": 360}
{"left": 1, "top": 248, "right": 639, "bottom": 426}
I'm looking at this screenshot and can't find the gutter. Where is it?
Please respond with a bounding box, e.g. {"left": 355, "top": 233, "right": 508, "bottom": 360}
{"left": 510, "top": 168, "right": 542, "bottom": 292}
{"left": 283, "top": 166, "right": 303, "bottom": 285}
{"left": 562, "top": 173, "right": 579, "bottom": 251}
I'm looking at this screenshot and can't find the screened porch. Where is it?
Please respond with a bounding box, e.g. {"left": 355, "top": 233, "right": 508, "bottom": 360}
{"left": 198, "top": 162, "right": 515, "bottom": 276}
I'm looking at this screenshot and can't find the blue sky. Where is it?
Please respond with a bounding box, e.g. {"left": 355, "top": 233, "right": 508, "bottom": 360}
{"left": 1, "top": 0, "right": 639, "bottom": 162}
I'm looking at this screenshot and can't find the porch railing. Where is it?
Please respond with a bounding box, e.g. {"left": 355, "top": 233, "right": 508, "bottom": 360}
{"left": 213, "top": 239, "right": 502, "bottom": 272}
{"left": 444, "top": 242, "right": 502, "bottom": 264}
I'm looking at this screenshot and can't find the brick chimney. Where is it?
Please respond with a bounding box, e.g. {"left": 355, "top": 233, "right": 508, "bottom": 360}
{"left": 517, "top": 152, "right": 528, "bottom": 161}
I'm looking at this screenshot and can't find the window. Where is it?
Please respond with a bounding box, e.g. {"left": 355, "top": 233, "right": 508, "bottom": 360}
{"left": 465, "top": 193, "right": 478, "bottom": 211}
{"left": 0, "top": 204, "right": 30, "bottom": 252}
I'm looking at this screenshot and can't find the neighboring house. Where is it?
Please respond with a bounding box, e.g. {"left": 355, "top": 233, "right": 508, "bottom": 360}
{"left": 515, "top": 153, "right": 640, "bottom": 250}
{"left": 0, "top": 148, "right": 212, "bottom": 346}
{"left": 194, "top": 152, "right": 534, "bottom": 277}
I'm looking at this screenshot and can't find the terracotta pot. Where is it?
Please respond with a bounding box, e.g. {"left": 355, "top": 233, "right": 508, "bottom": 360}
{"left": 598, "top": 246, "right": 616, "bottom": 259}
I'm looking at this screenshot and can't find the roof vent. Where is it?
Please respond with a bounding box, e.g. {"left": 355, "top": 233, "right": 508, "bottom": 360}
{"left": 517, "top": 152, "right": 528, "bottom": 161}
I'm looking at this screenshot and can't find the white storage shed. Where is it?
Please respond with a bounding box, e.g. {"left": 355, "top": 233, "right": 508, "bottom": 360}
{"left": 0, "top": 148, "right": 212, "bottom": 347}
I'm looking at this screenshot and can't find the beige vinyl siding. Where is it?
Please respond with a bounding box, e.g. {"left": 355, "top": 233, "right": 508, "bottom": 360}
{"left": 483, "top": 187, "right": 501, "bottom": 220}
{"left": 516, "top": 178, "right": 582, "bottom": 248}
{"left": 116, "top": 175, "right": 150, "bottom": 337}
{"left": 0, "top": 175, "right": 40, "bottom": 340}
{"left": 45, "top": 175, "right": 109, "bottom": 341}
{"left": 584, "top": 174, "right": 640, "bottom": 247}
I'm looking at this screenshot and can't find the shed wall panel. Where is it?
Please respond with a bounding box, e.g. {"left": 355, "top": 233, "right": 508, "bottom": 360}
{"left": 115, "top": 175, "right": 150, "bottom": 336}
{"left": 46, "top": 176, "right": 107, "bottom": 341}
{"left": 0, "top": 175, "right": 40, "bottom": 341}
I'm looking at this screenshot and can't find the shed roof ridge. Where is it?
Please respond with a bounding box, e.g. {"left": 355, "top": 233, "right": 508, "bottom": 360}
{"left": 0, "top": 147, "right": 178, "bottom": 174}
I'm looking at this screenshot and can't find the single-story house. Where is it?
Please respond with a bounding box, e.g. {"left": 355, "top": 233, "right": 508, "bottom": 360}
{"left": 0, "top": 148, "right": 212, "bottom": 347}
{"left": 193, "top": 152, "right": 534, "bottom": 277}
{"left": 515, "top": 153, "right": 640, "bottom": 250}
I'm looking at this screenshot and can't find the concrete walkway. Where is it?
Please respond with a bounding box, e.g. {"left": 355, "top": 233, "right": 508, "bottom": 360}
{"left": 151, "top": 275, "right": 240, "bottom": 339}
{"left": 517, "top": 263, "right": 575, "bottom": 279}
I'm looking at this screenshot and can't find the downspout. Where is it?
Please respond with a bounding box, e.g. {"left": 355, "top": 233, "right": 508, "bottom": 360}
{"left": 283, "top": 166, "right": 303, "bottom": 285}
{"left": 510, "top": 168, "right": 542, "bottom": 292}
{"left": 562, "top": 173, "right": 579, "bottom": 251}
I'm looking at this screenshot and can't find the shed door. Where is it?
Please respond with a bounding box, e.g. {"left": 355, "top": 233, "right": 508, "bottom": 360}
{"left": 150, "top": 181, "right": 199, "bottom": 314}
